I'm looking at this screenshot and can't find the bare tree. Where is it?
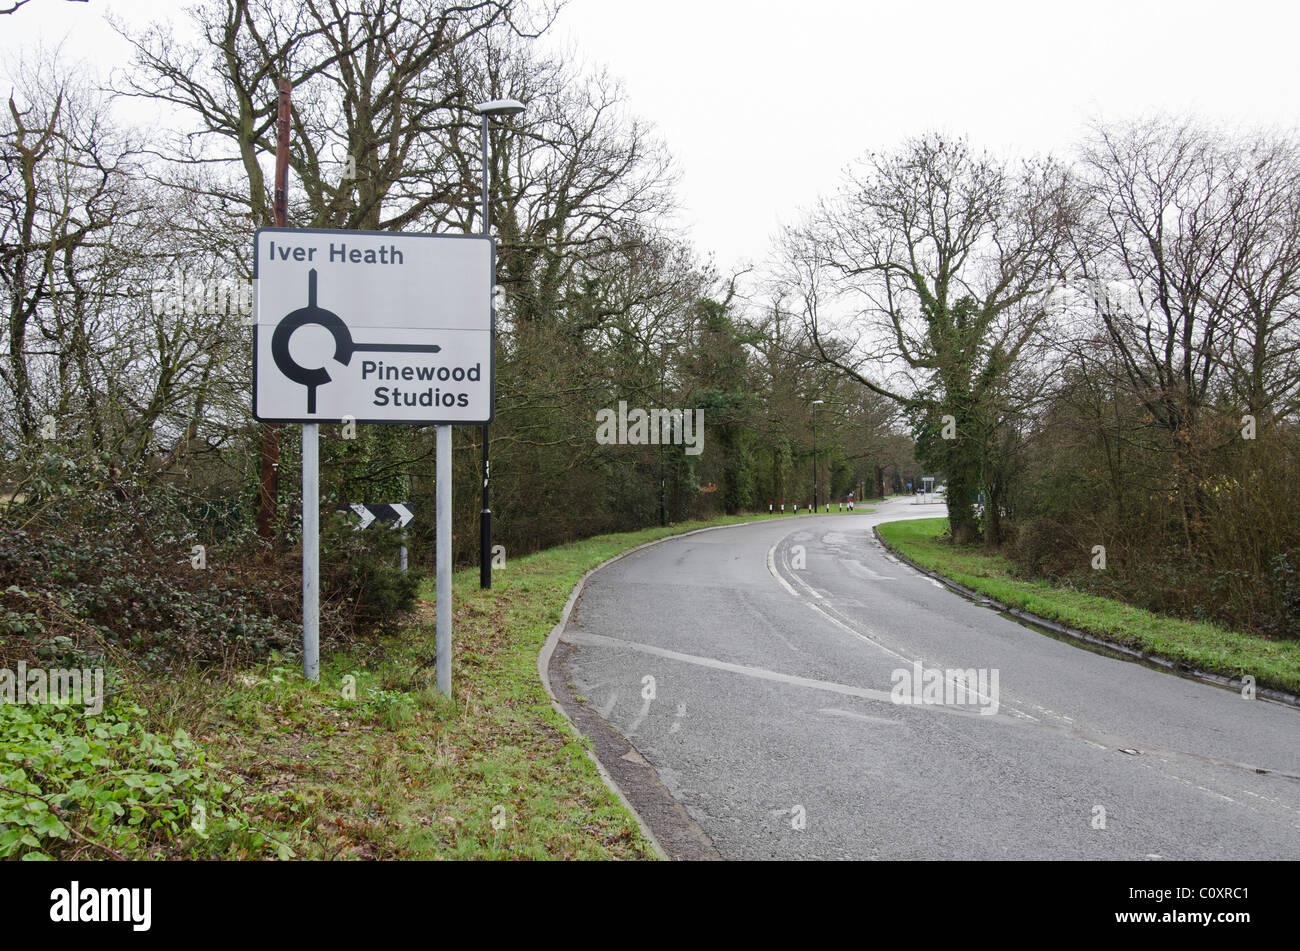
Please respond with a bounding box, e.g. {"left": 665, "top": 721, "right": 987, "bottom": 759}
{"left": 114, "top": 0, "right": 550, "bottom": 229}
{"left": 0, "top": 52, "right": 244, "bottom": 477}
{"left": 113, "top": 0, "right": 552, "bottom": 542}
{"left": 437, "top": 33, "right": 677, "bottom": 334}
{"left": 0, "top": 60, "right": 138, "bottom": 444}
{"left": 1077, "top": 119, "right": 1300, "bottom": 551}
{"left": 1221, "top": 135, "right": 1300, "bottom": 422}
{"left": 783, "top": 134, "right": 1078, "bottom": 542}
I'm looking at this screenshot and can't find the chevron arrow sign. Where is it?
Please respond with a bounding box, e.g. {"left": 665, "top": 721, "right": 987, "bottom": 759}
{"left": 339, "top": 503, "right": 414, "bottom": 530}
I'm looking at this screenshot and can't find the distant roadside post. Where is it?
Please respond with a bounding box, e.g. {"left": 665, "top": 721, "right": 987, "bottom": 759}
{"left": 254, "top": 228, "right": 495, "bottom": 691}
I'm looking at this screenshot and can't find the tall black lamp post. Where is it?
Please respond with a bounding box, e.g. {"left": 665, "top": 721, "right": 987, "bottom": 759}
{"left": 659, "top": 337, "right": 678, "bottom": 526}
{"left": 811, "top": 399, "right": 824, "bottom": 513}
{"left": 475, "top": 98, "right": 526, "bottom": 590}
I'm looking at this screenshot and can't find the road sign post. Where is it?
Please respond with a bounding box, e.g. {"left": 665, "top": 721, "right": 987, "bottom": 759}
{"left": 254, "top": 228, "right": 494, "bottom": 690}
{"left": 302, "top": 423, "right": 319, "bottom": 681}
{"left": 436, "top": 425, "right": 452, "bottom": 695}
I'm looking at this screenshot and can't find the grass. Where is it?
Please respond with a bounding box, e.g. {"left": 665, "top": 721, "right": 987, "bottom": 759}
{"left": 166, "top": 507, "right": 869, "bottom": 860}
{"left": 876, "top": 518, "right": 1300, "bottom": 696}
{"left": 1, "top": 506, "right": 874, "bottom": 861}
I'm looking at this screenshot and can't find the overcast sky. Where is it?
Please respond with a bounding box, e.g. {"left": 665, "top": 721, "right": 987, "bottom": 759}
{"left": 7, "top": 0, "right": 1300, "bottom": 273}
{"left": 542, "top": 0, "right": 1300, "bottom": 273}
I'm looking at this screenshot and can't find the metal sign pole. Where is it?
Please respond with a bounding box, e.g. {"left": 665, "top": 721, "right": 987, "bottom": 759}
{"left": 436, "top": 424, "right": 452, "bottom": 695}
{"left": 302, "top": 422, "right": 320, "bottom": 681}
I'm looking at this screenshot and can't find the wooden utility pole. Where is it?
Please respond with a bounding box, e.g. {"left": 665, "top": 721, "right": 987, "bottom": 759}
{"left": 258, "top": 79, "right": 292, "bottom": 549}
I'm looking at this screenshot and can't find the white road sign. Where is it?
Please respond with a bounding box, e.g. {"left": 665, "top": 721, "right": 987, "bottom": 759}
{"left": 253, "top": 228, "right": 494, "bottom": 424}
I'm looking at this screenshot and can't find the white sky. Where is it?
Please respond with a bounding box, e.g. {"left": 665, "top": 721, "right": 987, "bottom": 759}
{"left": 543, "top": 0, "right": 1300, "bottom": 273}
{"left": 7, "top": 0, "right": 1300, "bottom": 274}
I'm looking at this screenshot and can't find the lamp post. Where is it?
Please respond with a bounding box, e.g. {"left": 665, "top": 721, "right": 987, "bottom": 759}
{"left": 659, "top": 337, "right": 678, "bottom": 526}
{"left": 811, "top": 399, "right": 824, "bottom": 514}
{"left": 475, "top": 98, "right": 525, "bottom": 590}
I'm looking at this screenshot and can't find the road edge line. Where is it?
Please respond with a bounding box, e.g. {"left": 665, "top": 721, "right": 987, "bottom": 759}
{"left": 538, "top": 517, "right": 792, "bottom": 860}
{"left": 872, "top": 522, "right": 1300, "bottom": 710}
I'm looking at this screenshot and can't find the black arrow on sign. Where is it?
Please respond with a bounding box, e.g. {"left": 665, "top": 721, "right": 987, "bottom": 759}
{"left": 338, "top": 503, "right": 414, "bottom": 530}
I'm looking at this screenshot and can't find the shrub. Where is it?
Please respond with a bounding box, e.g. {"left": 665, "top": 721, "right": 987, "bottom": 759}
{"left": 1010, "top": 518, "right": 1079, "bottom": 580}
{"left": 0, "top": 447, "right": 423, "bottom": 670}
{"left": 1264, "top": 553, "right": 1300, "bottom": 641}
{"left": 320, "top": 513, "right": 422, "bottom": 636}
{"left": 0, "top": 700, "right": 296, "bottom": 859}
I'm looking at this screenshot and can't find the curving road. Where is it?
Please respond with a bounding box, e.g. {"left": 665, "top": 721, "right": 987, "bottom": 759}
{"left": 550, "top": 498, "right": 1300, "bottom": 860}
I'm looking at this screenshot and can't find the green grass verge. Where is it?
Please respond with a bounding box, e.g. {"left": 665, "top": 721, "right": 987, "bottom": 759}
{"left": 2, "top": 507, "right": 874, "bottom": 861}
{"left": 188, "top": 507, "right": 871, "bottom": 860}
{"left": 876, "top": 518, "right": 1300, "bottom": 695}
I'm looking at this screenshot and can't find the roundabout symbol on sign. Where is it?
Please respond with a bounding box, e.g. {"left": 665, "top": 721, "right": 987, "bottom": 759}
{"left": 270, "top": 268, "right": 443, "bottom": 413}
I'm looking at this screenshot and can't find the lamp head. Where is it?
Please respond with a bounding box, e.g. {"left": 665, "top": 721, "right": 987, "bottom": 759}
{"left": 476, "top": 99, "right": 527, "bottom": 118}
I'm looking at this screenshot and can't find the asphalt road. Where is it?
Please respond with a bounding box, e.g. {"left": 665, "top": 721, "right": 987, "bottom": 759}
{"left": 553, "top": 498, "right": 1300, "bottom": 859}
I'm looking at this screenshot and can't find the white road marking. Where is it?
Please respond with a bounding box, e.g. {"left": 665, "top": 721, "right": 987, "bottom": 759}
{"left": 765, "top": 540, "right": 802, "bottom": 599}
{"left": 804, "top": 597, "right": 1036, "bottom": 721}
{"left": 784, "top": 554, "right": 827, "bottom": 600}
{"left": 764, "top": 530, "right": 1039, "bottom": 723}
{"left": 765, "top": 531, "right": 826, "bottom": 599}
{"left": 562, "top": 630, "right": 1028, "bottom": 725}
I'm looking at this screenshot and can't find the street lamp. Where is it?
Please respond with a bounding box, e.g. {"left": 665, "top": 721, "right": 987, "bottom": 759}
{"left": 811, "top": 400, "right": 825, "bottom": 514}
{"left": 659, "top": 337, "right": 678, "bottom": 526}
{"left": 475, "top": 98, "right": 526, "bottom": 591}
